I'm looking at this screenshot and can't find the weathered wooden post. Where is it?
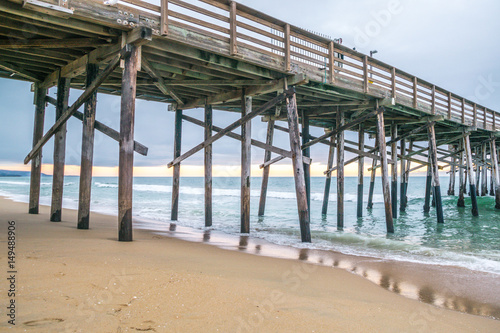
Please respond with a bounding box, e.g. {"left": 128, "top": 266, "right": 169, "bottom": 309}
{"left": 423, "top": 159, "right": 432, "bottom": 213}
{"left": 302, "top": 112, "right": 311, "bottom": 210}
{"left": 171, "top": 108, "right": 183, "bottom": 221}
{"left": 391, "top": 123, "right": 398, "bottom": 218}
{"left": 337, "top": 109, "right": 345, "bottom": 229}
{"left": 491, "top": 166, "right": 496, "bottom": 196}
{"left": 475, "top": 147, "right": 480, "bottom": 196}
{"left": 464, "top": 133, "right": 479, "bottom": 216}
{"left": 403, "top": 139, "right": 413, "bottom": 207}
{"left": 29, "top": 83, "right": 46, "bottom": 215}
{"left": 50, "top": 77, "right": 70, "bottom": 222}
{"left": 357, "top": 124, "right": 365, "bottom": 218}
{"left": 481, "top": 142, "right": 488, "bottom": 196}
{"left": 78, "top": 63, "right": 98, "bottom": 229}
{"left": 118, "top": 44, "right": 140, "bottom": 241}
{"left": 322, "top": 134, "right": 335, "bottom": 216}
{"left": 204, "top": 104, "right": 213, "bottom": 227}
{"left": 489, "top": 139, "right": 500, "bottom": 209}
{"left": 428, "top": 122, "right": 444, "bottom": 223}
{"left": 399, "top": 138, "right": 407, "bottom": 212}
{"left": 448, "top": 145, "right": 456, "bottom": 196}
{"left": 286, "top": 91, "right": 311, "bottom": 242}
{"left": 367, "top": 133, "right": 378, "bottom": 210}
{"left": 258, "top": 120, "right": 275, "bottom": 217}
{"left": 241, "top": 95, "right": 252, "bottom": 233}
{"left": 376, "top": 107, "right": 394, "bottom": 233}
{"left": 457, "top": 139, "right": 466, "bottom": 207}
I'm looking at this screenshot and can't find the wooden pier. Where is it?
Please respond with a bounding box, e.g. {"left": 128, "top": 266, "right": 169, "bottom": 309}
{"left": 2, "top": 0, "right": 499, "bottom": 242}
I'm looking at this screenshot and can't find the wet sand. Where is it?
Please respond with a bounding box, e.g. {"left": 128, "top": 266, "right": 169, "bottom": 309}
{"left": 1, "top": 196, "right": 499, "bottom": 332}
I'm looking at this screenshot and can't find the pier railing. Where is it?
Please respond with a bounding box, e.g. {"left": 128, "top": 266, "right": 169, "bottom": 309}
{"left": 25, "top": 0, "right": 500, "bottom": 131}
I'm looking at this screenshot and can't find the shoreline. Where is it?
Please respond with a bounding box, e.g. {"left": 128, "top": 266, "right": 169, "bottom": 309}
{"left": 0, "top": 196, "right": 499, "bottom": 332}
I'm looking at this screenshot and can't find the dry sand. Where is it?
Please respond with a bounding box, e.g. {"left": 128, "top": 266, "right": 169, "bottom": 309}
{"left": 0, "top": 196, "right": 499, "bottom": 332}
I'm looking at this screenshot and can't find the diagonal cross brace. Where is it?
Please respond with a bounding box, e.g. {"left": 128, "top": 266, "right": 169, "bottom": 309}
{"left": 167, "top": 88, "right": 295, "bottom": 168}
{"left": 182, "top": 115, "right": 311, "bottom": 165}
{"left": 24, "top": 45, "right": 132, "bottom": 165}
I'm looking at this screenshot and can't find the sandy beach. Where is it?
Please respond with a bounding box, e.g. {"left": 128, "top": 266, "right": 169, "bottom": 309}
{"left": 0, "top": 196, "right": 499, "bottom": 333}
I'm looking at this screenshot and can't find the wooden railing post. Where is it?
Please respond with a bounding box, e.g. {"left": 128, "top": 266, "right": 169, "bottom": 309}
{"left": 161, "top": 0, "right": 168, "bottom": 36}
{"left": 328, "top": 41, "right": 335, "bottom": 84}
{"left": 431, "top": 85, "right": 436, "bottom": 115}
{"left": 493, "top": 110, "right": 497, "bottom": 130}
{"left": 461, "top": 98, "right": 466, "bottom": 124}
{"left": 363, "top": 56, "right": 368, "bottom": 93}
{"left": 284, "top": 23, "right": 291, "bottom": 72}
{"left": 412, "top": 77, "right": 418, "bottom": 109}
{"left": 391, "top": 67, "right": 396, "bottom": 99}
{"left": 484, "top": 108, "right": 488, "bottom": 129}
{"left": 447, "top": 92, "right": 452, "bottom": 120}
{"left": 473, "top": 103, "right": 477, "bottom": 128}
{"left": 229, "top": 1, "right": 237, "bottom": 56}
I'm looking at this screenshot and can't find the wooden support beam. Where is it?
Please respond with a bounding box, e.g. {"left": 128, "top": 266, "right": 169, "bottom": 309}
{"left": 399, "top": 138, "right": 407, "bottom": 212}
{"left": 337, "top": 109, "right": 345, "bottom": 229}
{"left": 475, "top": 147, "right": 481, "bottom": 197}
{"left": 428, "top": 122, "right": 444, "bottom": 223}
{"left": 142, "top": 55, "right": 184, "bottom": 105}
{"left": 286, "top": 92, "right": 311, "bottom": 242}
{"left": 258, "top": 120, "right": 275, "bottom": 217}
{"left": 367, "top": 149, "right": 377, "bottom": 210}
{"left": 168, "top": 89, "right": 293, "bottom": 168}
{"left": 322, "top": 134, "right": 335, "bottom": 216}
{"left": 423, "top": 158, "right": 432, "bottom": 214}
{"left": 77, "top": 63, "right": 98, "bottom": 229}
{"left": 458, "top": 139, "right": 466, "bottom": 207}
{"left": 204, "top": 104, "right": 213, "bottom": 227}
{"left": 357, "top": 124, "right": 364, "bottom": 218}
{"left": 448, "top": 145, "right": 457, "bottom": 196}
{"left": 391, "top": 124, "right": 398, "bottom": 218}
{"left": 490, "top": 139, "right": 500, "bottom": 208}
{"left": 24, "top": 46, "right": 131, "bottom": 165}
{"left": 0, "top": 38, "right": 111, "bottom": 49}
{"left": 241, "top": 95, "right": 252, "bottom": 233}
{"left": 376, "top": 107, "right": 394, "bottom": 233}
{"left": 481, "top": 142, "right": 488, "bottom": 196}
{"left": 0, "top": 60, "right": 43, "bottom": 82}
{"left": 118, "top": 45, "right": 140, "bottom": 242}
{"left": 50, "top": 76, "right": 70, "bottom": 222}
{"left": 464, "top": 133, "right": 479, "bottom": 216}
{"left": 164, "top": 79, "right": 279, "bottom": 86}
{"left": 161, "top": 0, "right": 168, "bottom": 36}
{"left": 28, "top": 84, "right": 46, "bottom": 214}
{"left": 171, "top": 109, "right": 183, "bottom": 222}
{"left": 302, "top": 112, "right": 311, "bottom": 210}
{"left": 403, "top": 139, "right": 413, "bottom": 207}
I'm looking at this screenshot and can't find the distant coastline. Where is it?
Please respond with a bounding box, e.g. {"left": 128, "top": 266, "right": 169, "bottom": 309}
{"left": 0, "top": 170, "right": 47, "bottom": 177}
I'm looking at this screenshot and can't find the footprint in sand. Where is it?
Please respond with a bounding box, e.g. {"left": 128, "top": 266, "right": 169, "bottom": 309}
{"left": 23, "top": 318, "right": 64, "bottom": 327}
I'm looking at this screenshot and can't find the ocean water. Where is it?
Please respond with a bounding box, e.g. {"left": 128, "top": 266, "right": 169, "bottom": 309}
{"left": 1, "top": 175, "right": 500, "bottom": 276}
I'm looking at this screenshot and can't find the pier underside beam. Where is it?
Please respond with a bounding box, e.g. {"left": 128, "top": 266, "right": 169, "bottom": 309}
{"left": 78, "top": 63, "right": 98, "bottom": 230}
{"left": 50, "top": 76, "right": 70, "bottom": 222}
{"left": 286, "top": 92, "right": 311, "bottom": 243}
{"left": 258, "top": 120, "right": 275, "bottom": 217}
{"left": 28, "top": 83, "right": 46, "bottom": 214}
{"left": 204, "top": 104, "right": 213, "bottom": 227}
{"left": 464, "top": 133, "right": 479, "bottom": 216}
{"left": 171, "top": 109, "right": 183, "bottom": 222}
{"left": 428, "top": 122, "right": 444, "bottom": 223}
{"left": 118, "top": 45, "right": 140, "bottom": 242}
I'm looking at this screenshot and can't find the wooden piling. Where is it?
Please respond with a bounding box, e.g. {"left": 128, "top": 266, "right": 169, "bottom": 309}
{"left": 302, "top": 112, "right": 311, "bottom": 210}
{"left": 427, "top": 122, "right": 444, "bottom": 223}
{"left": 258, "top": 120, "right": 275, "bottom": 217}
{"left": 448, "top": 145, "right": 456, "bottom": 196}
{"left": 403, "top": 140, "right": 413, "bottom": 208}
{"left": 204, "top": 104, "right": 213, "bottom": 227}
{"left": 322, "top": 134, "right": 335, "bottom": 216}
{"left": 423, "top": 160, "right": 432, "bottom": 213}
{"left": 337, "top": 109, "right": 345, "bottom": 229}
{"left": 286, "top": 92, "right": 311, "bottom": 242}
{"left": 29, "top": 84, "right": 46, "bottom": 215}
{"left": 489, "top": 139, "right": 500, "bottom": 209}
{"left": 475, "top": 147, "right": 480, "bottom": 196}
{"left": 375, "top": 108, "right": 394, "bottom": 233}
{"left": 464, "top": 133, "right": 479, "bottom": 216}
{"left": 491, "top": 167, "right": 496, "bottom": 196}
{"left": 171, "top": 108, "right": 183, "bottom": 221}
{"left": 391, "top": 124, "right": 398, "bottom": 218}
{"left": 77, "top": 63, "right": 98, "bottom": 229}
{"left": 118, "top": 45, "right": 139, "bottom": 242}
{"left": 357, "top": 124, "right": 365, "bottom": 218}
{"left": 50, "top": 77, "right": 70, "bottom": 222}
{"left": 457, "top": 139, "right": 466, "bottom": 207}
{"left": 241, "top": 95, "right": 252, "bottom": 234}
{"left": 481, "top": 142, "right": 488, "bottom": 196}
{"left": 399, "top": 138, "right": 407, "bottom": 212}
{"left": 367, "top": 133, "right": 378, "bottom": 210}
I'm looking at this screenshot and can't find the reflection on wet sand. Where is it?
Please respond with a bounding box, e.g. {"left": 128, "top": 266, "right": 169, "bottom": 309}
{"left": 153, "top": 223, "right": 500, "bottom": 320}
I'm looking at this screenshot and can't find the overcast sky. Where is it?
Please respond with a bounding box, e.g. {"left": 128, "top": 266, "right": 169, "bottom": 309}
{"left": 1, "top": 0, "right": 499, "bottom": 175}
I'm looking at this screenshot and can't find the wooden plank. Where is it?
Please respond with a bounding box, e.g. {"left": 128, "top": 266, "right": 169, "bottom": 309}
{"left": 391, "top": 124, "right": 398, "bottom": 218}
{"left": 168, "top": 89, "right": 292, "bottom": 168}
{"left": 337, "top": 109, "right": 345, "bottom": 229}
{"left": 322, "top": 134, "right": 335, "bottom": 216}
{"left": 357, "top": 124, "right": 364, "bottom": 218}
{"left": 287, "top": 92, "right": 311, "bottom": 242}
{"left": 24, "top": 46, "right": 130, "bottom": 165}
{"left": 77, "top": 63, "right": 98, "bottom": 230}
{"left": 118, "top": 45, "right": 140, "bottom": 242}
{"left": 241, "top": 95, "right": 251, "bottom": 233}
{"left": 376, "top": 108, "right": 394, "bottom": 233}
{"left": 0, "top": 38, "right": 111, "bottom": 49}
{"left": 464, "top": 133, "right": 479, "bottom": 217}
{"left": 0, "top": 61, "right": 43, "bottom": 82}
{"left": 258, "top": 120, "right": 275, "bottom": 217}
{"left": 204, "top": 104, "right": 213, "bottom": 227}
{"left": 50, "top": 76, "right": 70, "bottom": 222}
{"left": 302, "top": 112, "right": 311, "bottom": 210}
{"left": 428, "top": 123, "right": 444, "bottom": 223}
{"left": 229, "top": 1, "right": 237, "bottom": 55}
{"left": 28, "top": 83, "right": 46, "bottom": 214}
{"left": 171, "top": 109, "right": 183, "bottom": 222}
{"left": 161, "top": 0, "right": 168, "bottom": 35}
